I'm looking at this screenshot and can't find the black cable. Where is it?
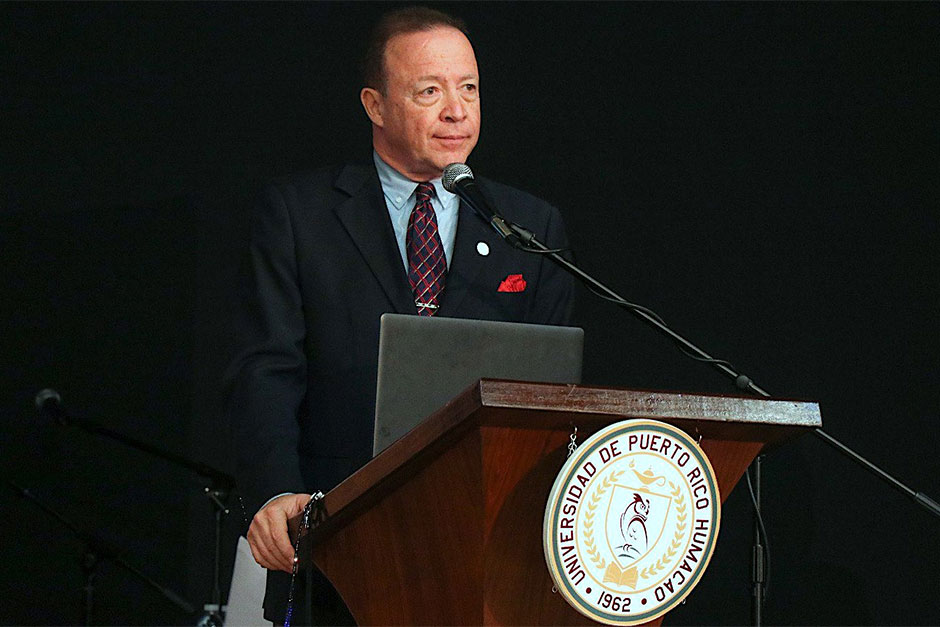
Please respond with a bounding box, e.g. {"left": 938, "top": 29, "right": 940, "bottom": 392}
{"left": 581, "top": 273, "right": 746, "bottom": 372}
{"left": 745, "top": 466, "right": 771, "bottom": 596}
{"left": 515, "top": 243, "right": 570, "bottom": 255}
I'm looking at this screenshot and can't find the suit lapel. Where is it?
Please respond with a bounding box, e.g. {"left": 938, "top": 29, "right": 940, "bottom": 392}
{"left": 333, "top": 165, "right": 416, "bottom": 314}
{"left": 437, "top": 199, "right": 502, "bottom": 317}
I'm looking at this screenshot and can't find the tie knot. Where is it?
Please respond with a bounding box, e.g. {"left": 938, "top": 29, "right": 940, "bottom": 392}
{"left": 415, "top": 182, "right": 434, "bottom": 203}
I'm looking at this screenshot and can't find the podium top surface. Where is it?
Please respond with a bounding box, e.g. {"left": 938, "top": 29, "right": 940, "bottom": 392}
{"left": 471, "top": 379, "right": 820, "bottom": 428}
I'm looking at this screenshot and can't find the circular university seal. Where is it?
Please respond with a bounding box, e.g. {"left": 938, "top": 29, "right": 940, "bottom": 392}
{"left": 543, "top": 420, "right": 721, "bottom": 625}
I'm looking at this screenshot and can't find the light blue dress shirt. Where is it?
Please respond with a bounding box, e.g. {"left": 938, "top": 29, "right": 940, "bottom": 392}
{"left": 373, "top": 152, "right": 459, "bottom": 270}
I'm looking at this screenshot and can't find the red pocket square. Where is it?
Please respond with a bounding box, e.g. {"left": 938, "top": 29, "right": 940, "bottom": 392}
{"left": 497, "top": 274, "right": 526, "bottom": 293}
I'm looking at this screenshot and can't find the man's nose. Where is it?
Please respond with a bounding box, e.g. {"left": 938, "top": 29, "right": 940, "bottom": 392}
{"left": 441, "top": 90, "right": 467, "bottom": 121}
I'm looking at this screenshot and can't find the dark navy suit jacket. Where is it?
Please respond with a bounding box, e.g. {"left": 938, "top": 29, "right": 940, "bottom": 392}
{"left": 226, "top": 162, "right": 574, "bottom": 620}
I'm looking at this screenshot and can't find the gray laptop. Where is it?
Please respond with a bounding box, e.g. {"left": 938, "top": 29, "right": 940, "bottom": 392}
{"left": 373, "top": 313, "right": 584, "bottom": 455}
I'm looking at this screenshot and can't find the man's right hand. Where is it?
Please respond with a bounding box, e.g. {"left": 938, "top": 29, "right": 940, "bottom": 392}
{"left": 246, "top": 493, "right": 312, "bottom": 573}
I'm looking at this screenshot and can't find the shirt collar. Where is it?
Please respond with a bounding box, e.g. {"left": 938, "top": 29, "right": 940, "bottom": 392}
{"left": 373, "top": 151, "right": 457, "bottom": 212}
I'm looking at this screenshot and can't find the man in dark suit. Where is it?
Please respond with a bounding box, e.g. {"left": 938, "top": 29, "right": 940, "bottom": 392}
{"left": 228, "top": 6, "right": 574, "bottom": 622}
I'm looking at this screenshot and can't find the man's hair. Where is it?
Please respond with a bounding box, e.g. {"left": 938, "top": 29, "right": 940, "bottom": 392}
{"left": 362, "top": 6, "right": 470, "bottom": 94}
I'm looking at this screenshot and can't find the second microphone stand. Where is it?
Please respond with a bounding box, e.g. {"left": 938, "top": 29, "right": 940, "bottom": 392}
{"left": 37, "top": 392, "right": 239, "bottom": 626}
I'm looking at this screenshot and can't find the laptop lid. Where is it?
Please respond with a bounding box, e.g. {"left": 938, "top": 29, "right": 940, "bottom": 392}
{"left": 373, "top": 313, "right": 584, "bottom": 455}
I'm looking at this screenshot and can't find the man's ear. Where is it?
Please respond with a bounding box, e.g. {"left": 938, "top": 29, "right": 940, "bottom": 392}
{"left": 360, "top": 88, "right": 384, "bottom": 127}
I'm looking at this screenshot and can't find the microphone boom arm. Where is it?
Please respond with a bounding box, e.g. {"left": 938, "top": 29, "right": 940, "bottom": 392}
{"left": 36, "top": 393, "right": 234, "bottom": 488}
{"left": 505, "top": 220, "right": 940, "bottom": 520}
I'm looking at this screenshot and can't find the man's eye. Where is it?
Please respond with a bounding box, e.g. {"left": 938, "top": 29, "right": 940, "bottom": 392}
{"left": 421, "top": 87, "right": 436, "bottom": 96}
{"left": 463, "top": 84, "right": 477, "bottom": 92}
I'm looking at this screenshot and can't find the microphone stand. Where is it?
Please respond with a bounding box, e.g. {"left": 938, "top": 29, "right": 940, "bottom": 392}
{"left": 8, "top": 481, "right": 195, "bottom": 624}
{"left": 38, "top": 396, "right": 237, "bottom": 627}
{"left": 505, "top": 222, "right": 940, "bottom": 625}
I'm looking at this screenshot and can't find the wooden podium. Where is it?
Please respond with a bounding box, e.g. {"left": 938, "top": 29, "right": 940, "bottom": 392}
{"left": 292, "top": 380, "right": 820, "bottom": 625}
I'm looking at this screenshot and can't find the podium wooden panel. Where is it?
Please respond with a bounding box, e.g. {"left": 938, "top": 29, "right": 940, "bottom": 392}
{"left": 292, "top": 380, "right": 820, "bottom": 625}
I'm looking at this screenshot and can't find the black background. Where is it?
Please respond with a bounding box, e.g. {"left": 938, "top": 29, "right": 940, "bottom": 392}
{"left": 2, "top": 2, "right": 938, "bottom": 625}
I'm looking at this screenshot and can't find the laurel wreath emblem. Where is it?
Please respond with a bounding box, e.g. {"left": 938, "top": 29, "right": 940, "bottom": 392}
{"left": 583, "top": 473, "right": 688, "bottom": 579}
{"left": 582, "top": 469, "right": 624, "bottom": 571}
{"left": 638, "top": 481, "right": 687, "bottom": 579}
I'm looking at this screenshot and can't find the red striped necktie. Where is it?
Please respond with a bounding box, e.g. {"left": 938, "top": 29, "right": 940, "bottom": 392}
{"left": 406, "top": 182, "right": 447, "bottom": 316}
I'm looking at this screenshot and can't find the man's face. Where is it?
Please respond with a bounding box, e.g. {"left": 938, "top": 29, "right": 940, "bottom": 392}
{"left": 363, "top": 27, "right": 481, "bottom": 181}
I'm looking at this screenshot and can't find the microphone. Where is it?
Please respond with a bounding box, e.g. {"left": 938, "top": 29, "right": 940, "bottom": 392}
{"left": 35, "top": 388, "right": 69, "bottom": 425}
{"left": 442, "top": 163, "right": 520, "bottom": 244}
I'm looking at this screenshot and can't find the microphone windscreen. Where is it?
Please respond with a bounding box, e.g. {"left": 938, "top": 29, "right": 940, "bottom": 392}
{"left": 442, "top": 163, "right": 473, "bottom": 193}
{"left": 35, "top": 388, "right": 61, "bottom": 409}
